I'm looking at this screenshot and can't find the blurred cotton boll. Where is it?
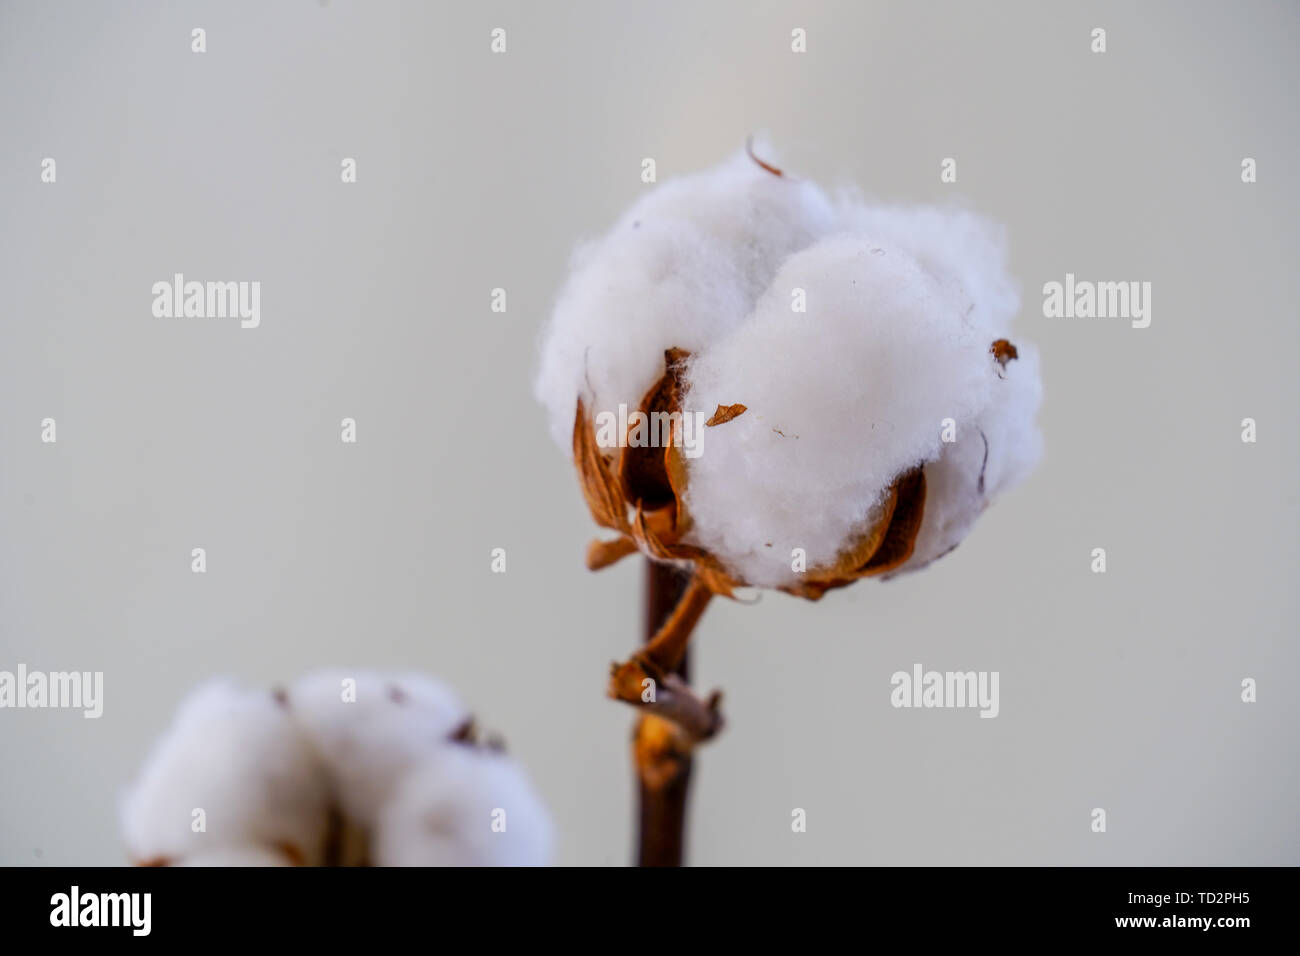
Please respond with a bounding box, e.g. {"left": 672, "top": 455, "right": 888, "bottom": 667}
{"left": 119, "top": 679, "right": 332, "bottom": 867}
{"left": 120, "top": 672, "right": 554, "bottom": 867}
{"left": 174, "top": 846, "right": 298, "bottom": 867}
{"left": 373, "top": 745, "right": 555, "bottom": 868}
{"left": 286, "top": 669, "right": 470, "bottom": 830}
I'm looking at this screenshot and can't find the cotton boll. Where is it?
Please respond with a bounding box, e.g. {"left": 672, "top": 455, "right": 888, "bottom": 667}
{"left": 836, "top": 202, "right": 1021, "bottom": 339}
{"left": 682, "top": 235, "right": 998, "bottom": 587}
{"left": 898, "top": 344, "right": 1044, "bottom": 572}
{"left": 287, "top": 670, "right": 470, "bottom": 830}
{"left": 535, "top": 148, "right": 837, "bottom": 450}
{"left": 373, "top": 747, "right": 553, "bottom": 867}
{"left": 175, "top": 845, "right": 297, "bottom": 867}
{"left": 537, "top": 146, "right": 1042, "bottom": 594}
{"left": 120, "top": 679, "right": 330, "bottom": 866}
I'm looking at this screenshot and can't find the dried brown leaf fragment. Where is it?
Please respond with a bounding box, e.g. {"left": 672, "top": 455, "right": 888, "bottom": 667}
{"left": 705, "top": 403, "right": 747, "bottom": 427}
{"left": 991, "top": 338, "right": 1019, "bottom": 368}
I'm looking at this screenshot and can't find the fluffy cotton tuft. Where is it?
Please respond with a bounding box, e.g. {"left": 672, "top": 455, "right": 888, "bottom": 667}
{"left": 683, "top": 236, "right": 998, "bottom": 585}
{"left": 373, "top": 746, "right": 554, "bottom": 867}
{"left": 120, "top": 679, "right": 332, "bottom": 866}
{"left": 536, "top": 147, "right": 1042, "bottom": 586}
{"left": 534, "top": 147, "right": 837, "bottom": 449}
{"left": 898, "top": 342, "right": 1043, "bottom": 573}
{"left": 834, "top": 202, "right": 1020, "bottom": 341}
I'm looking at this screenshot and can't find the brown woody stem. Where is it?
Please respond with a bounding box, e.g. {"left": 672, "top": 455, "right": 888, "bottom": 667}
{"left": 610, "top": 564, "right": 722, "bottom": 865}
{"left": 635, "top": 561, "right": 692, "bottom": 867}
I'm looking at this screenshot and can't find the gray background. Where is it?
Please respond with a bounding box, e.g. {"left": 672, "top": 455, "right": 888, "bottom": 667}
{"left": 1, "top": 0, "right": 1296, "bottom": 866}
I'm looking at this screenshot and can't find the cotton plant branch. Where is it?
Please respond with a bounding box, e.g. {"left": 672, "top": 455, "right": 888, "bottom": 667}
{"left": 599, "top": 563, "right": 722, "bottom": 866}
{"left": 608, "top": 645, "right": 724, "bottom": 744}
{"left": 626, "top": 573, "right": 714, "bottom": 674}
{"left": 535, "top": 141, "right": 1044, "bottom": 867}
{"left": 608, "top": 569, "right": 721, "bottom": 741}
{"left": 639, "top": 563, "right": 705, "bottom": 866}
{"left": 634, "top": 713, "right": 692, "bottom": 866}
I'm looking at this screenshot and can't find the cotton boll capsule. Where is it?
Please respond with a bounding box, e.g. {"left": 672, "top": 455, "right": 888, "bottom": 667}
{"left": 543, "top": 147, "right": 1042, "bottom": 601}
{"left": 286, "top": 670, "right": 470, "bottom": 830}
{"left": 120, "top": 679, "right": 331, "bottom": 866}
{"left": 373, "top": 746, "right": 554, "bottom": 867}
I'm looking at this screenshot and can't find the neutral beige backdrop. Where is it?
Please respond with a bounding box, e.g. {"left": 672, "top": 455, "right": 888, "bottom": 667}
{"left": 2, "top": 0, "right": 1297, "bottom": 866}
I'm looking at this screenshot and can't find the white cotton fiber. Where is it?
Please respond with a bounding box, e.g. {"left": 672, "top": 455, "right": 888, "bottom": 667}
{"left": 286, "top": 670, "right": 470, "bottom": 829}
{"left": 834, "top": 202, "right": 1021, "bottom": 340}
{"left": 536, "top": 147, "right": 1042, "bottom": 586}
{"left": 534, "top": 146, "right": 837, "bottom": 448}
{"left": 898, "top": 343, "right": 1043, "bottom": 573}
{"left": 373, "top": 746, "right": 554, "bottom": 867}
{"left": 682, "top": 235, "right": 998, "bottom": 586}
{"left": 120, "top": 679, "right": 331, "bottom": 865}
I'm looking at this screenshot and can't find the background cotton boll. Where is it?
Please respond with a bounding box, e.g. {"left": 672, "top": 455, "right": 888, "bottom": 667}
{"left": 899, "top": 344, "right": 1044, "bottom": 573}
{"left": 373, "top": 747, "right": 554, "bottom": 867}
{"left": 287, "top": 670, "right": 469, "bottom": 829}
{"left": 174, "top": 845, "right": 296, "bottom": 867}
{"left": 535, "top": 148, "right": 837, "bottom": 449}
{"left": 835, "top": 203, "right": 1021, "bottom": 338}
{"left": 120, "top": 679, "right": 330, "bottom": 866}
{"left": 682, "top": 236, "right": 997, "bottom": 586}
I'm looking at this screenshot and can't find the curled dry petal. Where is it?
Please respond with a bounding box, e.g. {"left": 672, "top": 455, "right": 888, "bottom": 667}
{"left": 573, "top": 396, "right": 630, "bottom": 532}
{"left": 586, "top": 536, "right": 639, "bottom": 571}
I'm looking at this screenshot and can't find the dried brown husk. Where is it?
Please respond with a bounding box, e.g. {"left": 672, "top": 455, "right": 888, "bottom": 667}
{"left": 573, "top": 395, "right": 630, "bottom": 533}
{"left": 618, "top": 348, "right": 690, "bottom": 511}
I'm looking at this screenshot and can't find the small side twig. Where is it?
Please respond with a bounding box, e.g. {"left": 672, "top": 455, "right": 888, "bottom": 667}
{"left": 638, "top": 574, "right": 714, "bottom": 673}
{"left": 609, "top": 660, "right": 724, "bottom": 743}
{"left": 616, "top": 561, "right": 724, "bottom": 866}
